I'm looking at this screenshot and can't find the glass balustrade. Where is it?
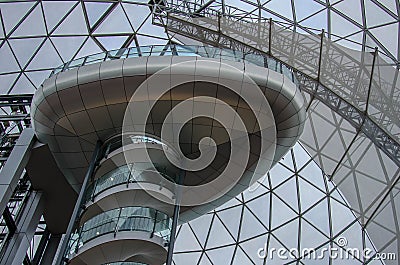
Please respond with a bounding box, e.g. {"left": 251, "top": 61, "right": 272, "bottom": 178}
{"left": 84, "top": 163, "right": 176, "bottom": 204}
{"left": 50, "top": 44, "right": 297, "bottom": 83}
{"left": 67, "top": 207, "right": 172, "bottom": 257}
{"left": 104, "top": 263, "right": 147, "bottom": 265}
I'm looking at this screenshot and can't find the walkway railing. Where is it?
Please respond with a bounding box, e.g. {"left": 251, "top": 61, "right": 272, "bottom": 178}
{"left": 67, "top": 206, "right": 171, "bottom": 257}
{"left": 151, "top": 1, "right": 400, "bottom": 170}
{"left": 84, "top": 164, "right": 176, "bottom": 204}
{"left": 49, "top": 44, "right": 297, "bottom": 83}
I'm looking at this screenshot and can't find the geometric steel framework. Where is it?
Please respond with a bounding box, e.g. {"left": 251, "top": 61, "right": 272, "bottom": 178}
{"left": 152, "top": 2, "right": 400, "bottom": 170}
{"left": 174, "top": 143, "right": 387, "bottom": 264}
{"left": 151, "top": 2, "right": 400, "bottom": 264}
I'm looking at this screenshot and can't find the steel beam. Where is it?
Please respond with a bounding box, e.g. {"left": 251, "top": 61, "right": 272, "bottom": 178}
{"left": 153, "top": 11, "right": 400, "bottom": 168}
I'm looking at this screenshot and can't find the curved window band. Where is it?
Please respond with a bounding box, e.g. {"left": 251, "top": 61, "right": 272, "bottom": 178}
{"left": 84, "top": 163, "right": 176, "bottom": 204}
{"left": 67, "top": 206, "right": 172, "bottom": 257}
{"left": 50, "top": 44, "right": 297, "bottom": 83}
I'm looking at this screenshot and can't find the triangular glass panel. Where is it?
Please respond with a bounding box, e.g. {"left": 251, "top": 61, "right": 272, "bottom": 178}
{"left": 0, "top": 73, "right": 18, "bottom": 94}
{"left": 264, "top": 0, "right": 294, "bottom": 21}
{"left": 74, "top": 37, "right": 103, "bottom": 59}
{"left": 330, "top": 9, "right": 363, "bottom": 39}
{"left": 330, "top": 197, "right": 357, "bottom": 236}
{"left": 240, "top": 206, "right": 269, "bottom": 241}
{"left": 293, "top": 142, "right": 313, "bottom": 171}
{"left": 26, "top": 39, "right": 62, "bottom": 70}
{"left": 206, "top": 215, "right": 236, "bottom": 249}
{"left": 198, "top": 254, "right": 213, "bottom": 265}
{"left": 94, "top": 4, "right": 134, "bottom": 34}
{"left": 189, "top": 213, "right": 213, "bottom": 247}
{"left": 273, "top": 218, "right": 299, "bottom": 251}
{"left": 298, "top": 177, "right": 326, "bottom": 211}
{"left": 136, "top": 34, "right": 169, "bottom": 46}
{"left": 8, "top": 38, "right": 44, "bottom": 68}
{"left": 173, "top": 252, "right": 202, "bottom": 265}
{"left": 300, "top": 217, "right": 329, "bottom": 250}
{"left": 231, "top": 246, "right": 254, "bottom": 265}
{"left": 246, "top": 195, "right": 271, "bottom": 229}
{"left": 42, "top": 1, "right": 76, "bottom": 32}
{"left": 207, "top": 245, "right": 235, "bottom": 265}
{"left": 0, "top": 19, "right": 4, "bottom": 39}
{"left": 216, "top": 205, "right": 242, "bottom": 237}
{"left": 332, "top": 0, "right": 363, "bottom": 27}
{"left": 175, "top": 223, "right": 202, "bottom": 252}
{"left": 377, "top": 0, "right": 397, "bottom": 14}
{"left": 137, "top": 16, "right": 168, "bottom": 39}
{"left": 96, "top": 36, "right": 129, "bottom": 51}
{"left": 26, "top": 70, "right": 51, "bottom": 88}
{"left": 274, "top": 176, "right": 299, "bottom": 213}
{"left": 0, "top": 2, "right": 35, "bottom": 35}
{"left": 300, "top": 9, "right": 328, "bottom": 32}
{"left": 280, "top": 148, "right": 295, "bottom": 171}
{"left": 296, "top": 1, "right": 325, "bottom": 22}
{"left": 369, "top": 23, "right": 398, "bottom": 59}
{"left": 0, "top": 42, "right": 20, "bottom": 74}
{"left": 53, "top": 3, "right": 88, "bottom": 35}
{"left": 271, "top": 194, "right": 298, "bottom": 229}
{"left": 51, "top": 36, "right": 87, "bottom": 62}
{"left": 269, "top": 163, "right": 294, "bottom": 187}
{"left": 365, "top": 0, "right": 396, "bottom": 27}
{"left": 9, "top": 74, "right": 36, "bottom": 94}
{"left": 12, "top": 5, "right": 46, "bottom": 37}
{"left": 356, "top": 172, "right": 387, "bottom": 213}
{"left": 367, "top": 193, "right": 397, "bottom": 237}
{"left": 84, "top": 1, "right": 113, "bottom": 28}
{"left": 239, "top": 235, "right": 267, "bottom": 264}
{"left": 302, "top": 198, "right": 330, "bottom": 236}
{"left": 298, "top": 164, "right": 326, "bottom": 193}
{"left": 122, "top": 3, "right": 151, "bottom": 30}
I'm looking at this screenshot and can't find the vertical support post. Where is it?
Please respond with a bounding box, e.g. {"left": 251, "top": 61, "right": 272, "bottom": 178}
{"left": 90, "top": 179, "right": 97, "bottom": 202}
{"left": 31, "top": 228, "right": 50, "bottom": 265}
{"left": 166, "top": 172, "right": 184, "bottom": 265}
{"left": 217, "top": 12, "right": 222, "bottom": 47}
{"left": 55, "top": 140, "right": 102, "bottom": 265}
{"left": 268, "top": 18, "right": 272, "bottom": 56}
{"left": 365, "top": 47, "right": 378, "bottom": 114}
{"left": 150, "top": 210, "right": 159, "bottom": 238}
{"left": 3, "top": 206, "right": 17, "bottom": 240}
{"left": 317, "top": 29, "right": 325, "bottom": 81}
{"left": 39, "top": 234, "right": 62, "bottom": 265}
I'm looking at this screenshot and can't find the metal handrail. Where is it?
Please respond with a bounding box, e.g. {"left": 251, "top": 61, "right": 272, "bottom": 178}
{"left": 66, "top": 206, "right": 172, "bottom": 258}
{"left": 84, "top": 164, "right": 176, "bottom": 205}
{"left": 49, "top": 44, "right": 297, "bottom": 83}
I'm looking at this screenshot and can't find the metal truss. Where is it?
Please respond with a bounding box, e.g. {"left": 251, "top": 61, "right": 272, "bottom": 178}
{"left": 152, "top": 7, "right": 400, "bottom": 169}
{"left": 0, "top": 94, "right": 49, "bottom": 264}
{"left": 0, "top": 94, "right": 32, "bottom": 166}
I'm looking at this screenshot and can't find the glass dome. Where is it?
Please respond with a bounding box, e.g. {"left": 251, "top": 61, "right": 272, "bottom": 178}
{"left": 0, "top": 1, "right": 398, "bottom": 264}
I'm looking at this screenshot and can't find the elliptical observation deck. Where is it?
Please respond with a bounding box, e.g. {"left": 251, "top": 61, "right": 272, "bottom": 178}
{"left": 31, "top": 44, "right": 306, "bottom": 264}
